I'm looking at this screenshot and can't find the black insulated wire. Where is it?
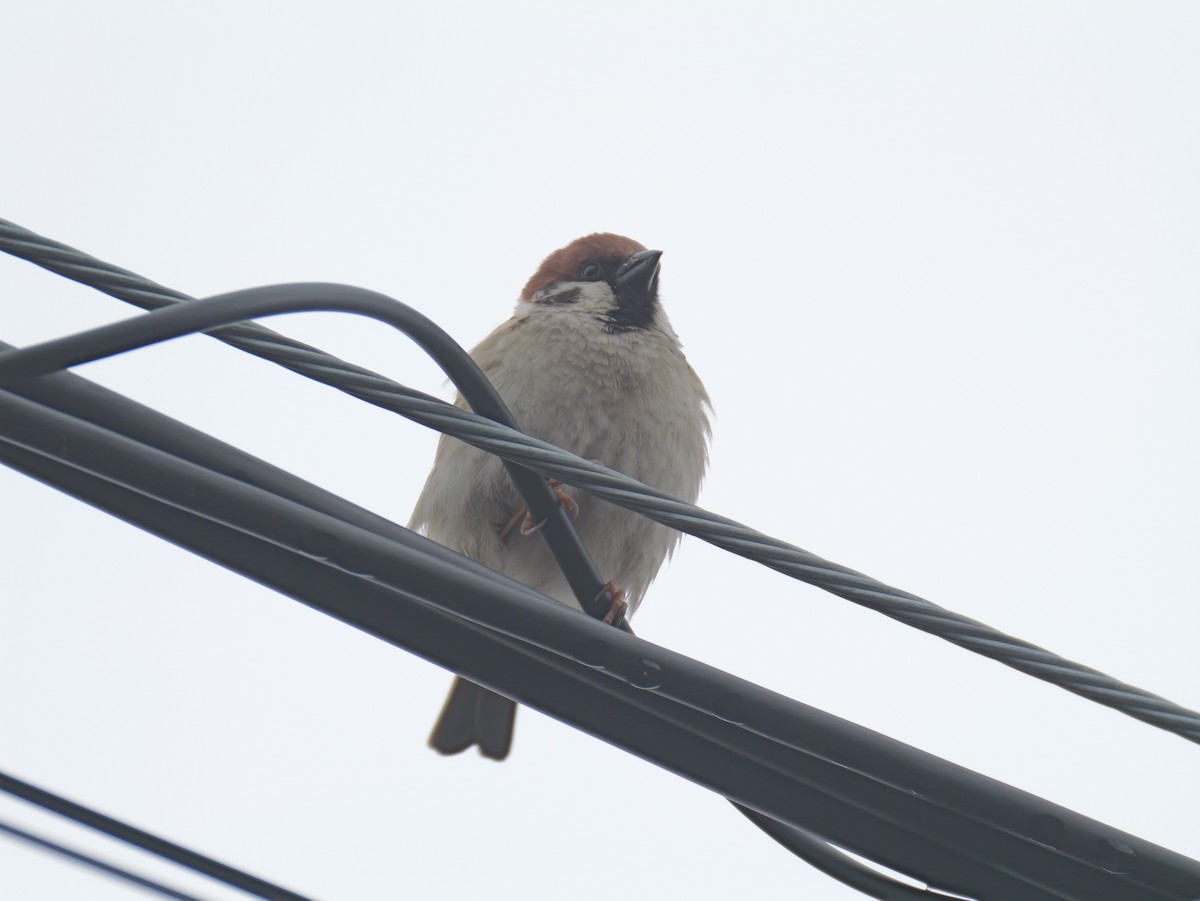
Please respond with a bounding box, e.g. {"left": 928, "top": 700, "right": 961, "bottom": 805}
{"left": 5, "top": 378, "right": 1200, "bottom": 899}
{"left": 7, "top": 383, "right": 1200, "bottom": 897}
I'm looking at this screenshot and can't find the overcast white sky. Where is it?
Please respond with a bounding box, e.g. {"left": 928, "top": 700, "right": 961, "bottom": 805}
{"left": 1, "top": 3, "right": 1198, "bottom": 899}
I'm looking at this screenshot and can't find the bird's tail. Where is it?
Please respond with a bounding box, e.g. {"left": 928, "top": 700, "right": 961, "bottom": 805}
{"left": 428, "top": 677, "right": 517, "bottom": 760}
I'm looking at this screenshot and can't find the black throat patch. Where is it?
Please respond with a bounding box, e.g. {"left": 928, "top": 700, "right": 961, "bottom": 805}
{"left": 601, "top": 285, "right": 658, "bottom": 333}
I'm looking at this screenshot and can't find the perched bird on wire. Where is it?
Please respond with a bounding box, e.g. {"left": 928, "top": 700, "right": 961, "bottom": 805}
{"left": 410, "top": 233, "right": 711, "bottom": 759}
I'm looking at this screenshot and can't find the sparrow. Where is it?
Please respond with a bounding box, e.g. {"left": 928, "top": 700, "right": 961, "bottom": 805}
{"left": 409, "top": 233, "right": 711, "bottom": 760}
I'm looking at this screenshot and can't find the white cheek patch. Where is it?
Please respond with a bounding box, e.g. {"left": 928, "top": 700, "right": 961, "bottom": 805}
{"left": 535, "top": 280, "right": 616, "bottom": 311}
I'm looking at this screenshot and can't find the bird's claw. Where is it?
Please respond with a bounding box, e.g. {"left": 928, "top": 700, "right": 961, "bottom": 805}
{"left": 551, "top": 480, "right": 579, "bottom": 519}
{"left": 519, "top": 513, "right": 546, "bottom": 536}
{"left": 599, "top": 582, "right": 628, "bottom": 625}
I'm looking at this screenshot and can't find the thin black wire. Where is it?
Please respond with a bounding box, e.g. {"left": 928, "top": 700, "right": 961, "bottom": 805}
{"left": 0, "top": 818, "right": 214, "bottom": 901}
{"left": 0, "top": 263, "right": 1195, "bottom": 746}
{"left": 0, "top": 771, "right": 320, "bottom": 901}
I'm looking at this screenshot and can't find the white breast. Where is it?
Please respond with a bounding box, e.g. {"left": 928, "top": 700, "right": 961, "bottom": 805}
{"left": 409, "top": 302, "right": 710, "bottom": 615}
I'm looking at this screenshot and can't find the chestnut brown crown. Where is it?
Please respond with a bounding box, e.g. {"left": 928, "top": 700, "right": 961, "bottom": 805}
{"left": 521, "top": 233, "right": 648, "bottom": 301}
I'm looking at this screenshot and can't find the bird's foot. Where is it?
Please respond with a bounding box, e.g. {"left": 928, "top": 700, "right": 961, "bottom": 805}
{"left": 519, "top": 480, "right": 578, "bottom": 536}
{"left": 600, "top": 582, "right": 628, "bottom": 625}
{"left": 554, "top": 481, "right": 581, "bottom": 518}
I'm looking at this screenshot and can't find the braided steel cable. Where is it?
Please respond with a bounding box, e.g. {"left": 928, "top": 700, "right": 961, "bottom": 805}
{"left": 2, "top": 220, "right": 1197, "bottom": 746}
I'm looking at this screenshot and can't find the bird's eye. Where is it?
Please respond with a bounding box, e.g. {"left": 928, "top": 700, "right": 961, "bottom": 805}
{"left": 580, "top": 262, "right": 602, "bottom": 280}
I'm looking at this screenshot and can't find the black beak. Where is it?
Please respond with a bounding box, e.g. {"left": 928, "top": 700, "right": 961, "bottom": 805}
{"left": 614, "top": 249, "right": 663, "bottom": 302}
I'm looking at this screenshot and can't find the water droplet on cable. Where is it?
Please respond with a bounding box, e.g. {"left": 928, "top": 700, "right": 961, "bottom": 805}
{"left": 574, "top": 638, "right": 612, "bottom": 669}
{"left": 627, "top": 658, "right": 662, "bottom": 689}
{"left": 1028, "top": 814, "right": 1064, "bottom": 849}
{"left": 903, "top": 775, "right": 929, "bottom": 799}
{"left": 332, "top": 548, "right": 374, "bottom": 578}
{"left": 1097, "top": 837, "right": 1137, "bottom": 875}
{"left": 298, "top": 529, "right": 339, "bottom": 559}
{"left": 713, "top": 690, "right": 746, "bottom": 725}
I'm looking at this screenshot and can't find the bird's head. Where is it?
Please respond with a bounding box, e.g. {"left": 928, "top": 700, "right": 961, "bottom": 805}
{"left": 521, "top": 233, "right": 664, "bottom": 333}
